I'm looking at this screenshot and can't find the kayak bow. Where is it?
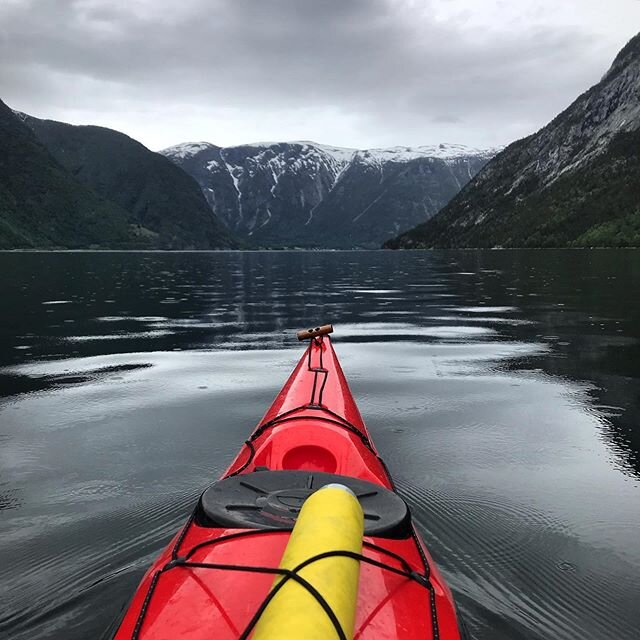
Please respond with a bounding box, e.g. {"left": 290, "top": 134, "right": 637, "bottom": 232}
{"left": 111, "top": 332, "right": 464, "bottom": 639}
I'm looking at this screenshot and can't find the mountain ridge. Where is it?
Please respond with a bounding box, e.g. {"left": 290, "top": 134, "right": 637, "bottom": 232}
{"left": 0, "top": 98, "right": 136, "bottom": 249}
{"left": 162, "top": 140, "right": 498, "bottom": 163}
{"left": 22, "top": 115, "right": 238, "bottom": 249}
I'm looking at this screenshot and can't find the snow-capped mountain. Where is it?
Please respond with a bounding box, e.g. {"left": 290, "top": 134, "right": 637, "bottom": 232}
{"left": 387, "top": 32, "right": 640, "bottom": 249}
{"left": 161, "top": 140, "right": 496, "bottom": 248}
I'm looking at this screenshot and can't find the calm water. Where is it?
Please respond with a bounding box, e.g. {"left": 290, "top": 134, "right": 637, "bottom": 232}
{"left": 1, "top": 250, "right": 639, "bottom": 640}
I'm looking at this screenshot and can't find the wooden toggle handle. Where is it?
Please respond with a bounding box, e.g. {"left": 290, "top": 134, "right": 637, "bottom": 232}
{"left": 297, "top": 324, "right": 334, "bottom": 341}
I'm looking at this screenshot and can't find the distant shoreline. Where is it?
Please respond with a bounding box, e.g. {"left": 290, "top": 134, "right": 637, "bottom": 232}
{"left": 2, "top": 247, "right": 639, "bottom": 253}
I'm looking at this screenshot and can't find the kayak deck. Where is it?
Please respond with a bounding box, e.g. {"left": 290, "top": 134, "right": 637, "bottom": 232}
{"left": 112, "top": 336, "right": 462, "bottom": 639}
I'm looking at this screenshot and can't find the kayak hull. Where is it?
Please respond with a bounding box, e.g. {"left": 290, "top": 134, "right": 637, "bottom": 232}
{"left": 111, "top": 337, "right": 462, "bottom": 640}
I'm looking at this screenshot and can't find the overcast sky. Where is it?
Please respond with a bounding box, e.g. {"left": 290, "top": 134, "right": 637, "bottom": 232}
{"left": 1, "top": 0, "right": 639, "bottom": 151}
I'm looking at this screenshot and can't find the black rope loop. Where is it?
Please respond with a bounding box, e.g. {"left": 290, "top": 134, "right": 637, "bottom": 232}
{"left": 225, "top": 439, "right": 255, "bottom": 479}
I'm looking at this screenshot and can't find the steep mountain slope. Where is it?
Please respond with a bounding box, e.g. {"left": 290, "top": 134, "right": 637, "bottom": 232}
{"left": 162, "top": 141, "right": 494, "bottom": 248}
{"left": 23, "top": 116, "right": 237, "bottom": 249}
{"left": 0, "top": 99, "right": 133, "bottom": 249}
{"left": 307, "top": 148, "right": 490, "bottom": 248}
{"left": 385, "top": 32, "right": 640, "bottom": 249}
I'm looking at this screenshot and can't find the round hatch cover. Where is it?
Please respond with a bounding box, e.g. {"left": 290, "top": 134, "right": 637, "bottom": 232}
{"left": 198, "top": 470, "right": 410, "bottom": 538}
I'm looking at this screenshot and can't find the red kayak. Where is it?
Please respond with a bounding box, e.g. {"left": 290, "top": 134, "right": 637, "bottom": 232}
{"left": 110, "top": 327, "right": 465, "bottom": 639}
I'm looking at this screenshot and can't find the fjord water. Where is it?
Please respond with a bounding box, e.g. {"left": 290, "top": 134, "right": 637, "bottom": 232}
{"left": 1, "top": 250, "right": 639, "bottom": 640}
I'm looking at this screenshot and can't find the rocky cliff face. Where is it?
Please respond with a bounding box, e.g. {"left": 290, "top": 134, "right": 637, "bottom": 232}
{"left": 386, "top": 32, "right": 640, "bottom": 249}
{"left": 162, "top": 141, "right": 494, "bottom": 248}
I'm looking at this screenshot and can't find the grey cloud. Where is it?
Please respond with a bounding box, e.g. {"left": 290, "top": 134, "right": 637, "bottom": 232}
{"left": 0, "top": 0, "right": 635, "bottom": 148}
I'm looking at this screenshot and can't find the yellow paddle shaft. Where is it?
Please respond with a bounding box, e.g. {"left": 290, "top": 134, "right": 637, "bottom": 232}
{"left": 252, "top": 484, "right": 364, "bottom": 640}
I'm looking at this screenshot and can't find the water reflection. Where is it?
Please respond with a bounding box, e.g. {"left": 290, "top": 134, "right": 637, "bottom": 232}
{"left": 0, "top": 249, "right": 639, "bottom": 640}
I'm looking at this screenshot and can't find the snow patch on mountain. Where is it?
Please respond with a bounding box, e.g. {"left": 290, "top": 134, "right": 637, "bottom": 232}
{"left": 161, "top": 140, "right": 494, "bottom": 167}
{"left": 161, "top": 141, "right": 216, "bottom": 160}
{"left": 355, "top": 143, "right": 498, "bottom": 166}
{"left": 301, "top": 142, "right": 356, "bottom": 165}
